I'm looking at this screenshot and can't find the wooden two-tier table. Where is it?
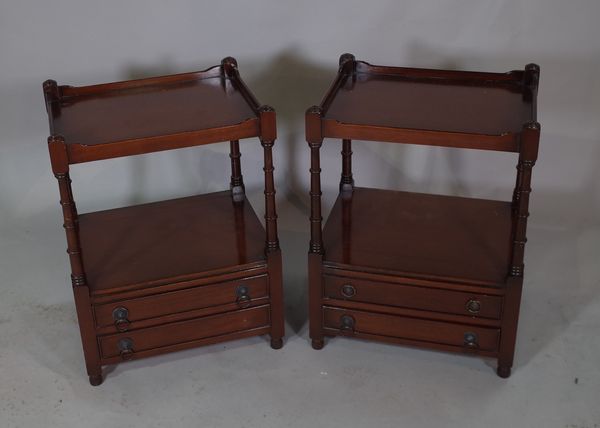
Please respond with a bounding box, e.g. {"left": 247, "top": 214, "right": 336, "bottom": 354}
{"left": 306, "top": 54, "right": 540, "bottom": 377}
{"left": 43, "top": 58, "right": 284, "bottom": 386}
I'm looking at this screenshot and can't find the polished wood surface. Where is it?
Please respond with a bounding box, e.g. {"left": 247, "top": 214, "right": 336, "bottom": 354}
{"left": 44, "top": 58, "right": 285, "bottom": 385}
{"left": 323, "top": 187, "right": 512, "bottom": 285}
{"left": 325, "top": 67, "right": 532, "bottom": 136}
{"left": 50, "top": 67, "right": 256, "bottom": 146}
{"left": 99, "top": 305, "right": 270, "bottom": 359}
{"left": 323, "top": 275, "right": 503, "bottom": 319}
{"left": 307, "top": 54, "right": 540, "bottom": 377}
{"left": 318, "top": 59, "right": 536, "bottom": 152}
{"left": 79, "top": 191, "right": 266, "bottom": 293}
{"left": 323, "top": 307, "right": 500, "bottom": 352}
{"left": 44, "top": 61, "right": 263, "bottom": 164}
{"left": 94, "top": 274, "right": 268, "bottom": 330}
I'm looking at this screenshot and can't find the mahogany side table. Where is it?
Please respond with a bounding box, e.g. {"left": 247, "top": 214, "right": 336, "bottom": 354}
{"left": 306, "top": 54, "right": 540, "bottom": 377}
{"left": 43, "top": 57, "right": 284, "bottom": 385}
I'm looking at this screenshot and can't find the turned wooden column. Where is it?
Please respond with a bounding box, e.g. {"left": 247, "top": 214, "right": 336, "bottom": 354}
{"left": 259, "top": 105, "right": 279, "bottom": 253}
{"left": 49, "top": 137, "right": 85, "bottom": 287}
{"left": 497, "top": 63, "right": 540, "bottom": 378}
{"left": 229, "top": 140, "right": 245, "bottom": 202}
{"left": 499, "top": 113, "right": 540, "bottom": 378}
{"left": 337, "top": 54, "right": 355, "bottom": 199}
{"left": 340, "top": 139, "right": 354, "bottom": 197}
{"left": 47, "top": 135, "right": 102, "bottom": 385}
{"left": 306, "top": 105, "right": 325, "bottom": 349}
{"left": 306, "top": 106, "right": 324, "bottom": 254}
{"left": 258, "top": 105, "right": 284, "bottom": 348}
{"left": 510, "top": 130, "right": 539, "bottom": 277}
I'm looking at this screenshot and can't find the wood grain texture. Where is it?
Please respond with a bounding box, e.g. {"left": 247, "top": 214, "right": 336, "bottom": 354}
{"left": 322, "top": 298, "right": 501, "bottom": 328}
{"left": 52, "top": 73, "right": 256, "bottom": 146}
{"left": 94, "top": 274, "right": 268, "bottom": 330}
{"left": 323, "top": 275, "right": 503, "bottom": 319}
{"left": 323, "top": 187, "right": 512, "bottom": 285}
{"left": 99, "top": 305, "right": 270, "bottom": 359}
{"left": 44, "top": 62, "right": 265, "bottom": 165}
{"left": 78, "top": 191, "right": 266, "bottom": 293}
{"left": 325, "top": 72, "right": 531, "bottom": 136}
{"left": 323, "top": 306, "right": 500, "bottom": 352}
{"left": 317, "top": 59, "right": 535, "bottom": 152}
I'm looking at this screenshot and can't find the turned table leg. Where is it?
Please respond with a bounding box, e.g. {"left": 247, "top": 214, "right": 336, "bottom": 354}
{"left": 306, "top": 106, "right": 325, "bottom": 350}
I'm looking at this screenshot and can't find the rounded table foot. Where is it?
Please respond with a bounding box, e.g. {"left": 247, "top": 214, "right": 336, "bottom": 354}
{"left": 311, "top": 339, "right": 324, "bottom": 350}
{"left": 270, "top": 337, "right": 283, "bottom": 350}
{"left": 89, "top": 374, "right": 103, "bottom": 386}
{"left": 497, "top": 365, "right": 511, "bottom": 378}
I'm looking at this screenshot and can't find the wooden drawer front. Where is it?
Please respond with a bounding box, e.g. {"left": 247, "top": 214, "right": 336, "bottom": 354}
{"left": 94, "top": 275, "right": 268, "bottom": 329}
{"left": 100, "top": 305, "right": 270, "bottom": 358}
{"left": 323, "top": 275, "right": 502, "bottom": 319}
{"left": 324, "top": 307, "right": 499, "bottom": 352}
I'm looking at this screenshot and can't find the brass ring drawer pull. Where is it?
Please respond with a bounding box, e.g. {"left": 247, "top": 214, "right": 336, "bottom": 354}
{"left": 236, "top": 285, "right": 251, "bottom": 308}
{"left": 341, "top": 284, "right": 356, "bottom": 298}
{"left": 466, "top": 299, "right": 482, "bottom": 315}
{"left": 112, "top": 307, "right": 130, "bottom": 332}
{"left": 463, "top": 332, "right": 479, "bottom": 349}
{"left": 340, "top": 314, "right": 356, "bottom": 333}
{"left": 118, "top": 338, "right": 134, "bottom": 360}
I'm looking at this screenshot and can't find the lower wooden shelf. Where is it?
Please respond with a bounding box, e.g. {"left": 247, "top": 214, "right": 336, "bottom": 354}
{"left": 78, "top": 190, "right": 267, "bottom": 295}
{"left": 322, "top": 187, "right": 512, "bottom": 286}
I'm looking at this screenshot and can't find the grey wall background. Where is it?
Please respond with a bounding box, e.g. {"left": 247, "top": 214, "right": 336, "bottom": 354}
{"left": 1, "top": 0, "right": 599, "bottom": 225}
{"left": 1, "top": 1, "right": 599, "bottom": 427}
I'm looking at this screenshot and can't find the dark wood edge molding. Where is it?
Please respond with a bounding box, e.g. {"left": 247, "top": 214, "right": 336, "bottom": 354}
{"left": 322, "top": 262, "right": 507, "bottom": 290}
{"left": 317, "top": 56, "right": 537, "bottom": 137}
{"left": 354, "top": 60, "right": 525, "bottom": 82}
{"left": 65, "top": 119, "right": 260, "bottom": 164}
{"left": 322, "top": 119, "right": 520, "bottom": 152}
{"left": 90, "top": 263, "right": 268, "bottom": 299}
{"left": 56, "top": 64, "right": 223, "bottom": 99}
{"left": 99, "top": 325, "right": 272, "bottom": 365}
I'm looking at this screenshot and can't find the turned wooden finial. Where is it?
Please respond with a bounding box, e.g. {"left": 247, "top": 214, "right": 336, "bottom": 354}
{"left": 524, "top": 63, "right": 540, "bottom": 88}
{"left": 525, "top": 63, "right": 540, "bottom": 73}
{"left": 339, "top": 53, "right": 355, "bottom": 67}
{"left": 47, "top": 134, "right": 65, "bottom": 145}
{"left": 258, "top": 104, "right": 275, "bottom": 113}
{"left": 339, "top": 53, "right": 356, "bottom": 75}
{"left": 221, "top": 56, "right": 238, "bottom": 77}
{"left": 43, "top": 79, "right": 60, "bottom": 102}
{"left": 43, "top": 79, "right": 58, "bottom": 92}
{"left": 306, "top": 105, "right": 322, "bottom": 116}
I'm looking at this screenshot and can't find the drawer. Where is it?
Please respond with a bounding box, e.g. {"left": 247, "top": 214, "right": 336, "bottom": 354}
{"left": 323, "top": 275, "right": 502, "bottom": 319}
{"left": 94, "top": 274, "right": 268, "bottom": 330}
{"left": 324, "top": 307, "right": 499, "bottom": 352}
{"left": 100, "top": 305, "right": 270, "bottom": 359}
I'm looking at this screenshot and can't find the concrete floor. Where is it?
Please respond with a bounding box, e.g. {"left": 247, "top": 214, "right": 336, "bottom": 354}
{"left": 1, "top": 192, "right": 599, "bottom": 428}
